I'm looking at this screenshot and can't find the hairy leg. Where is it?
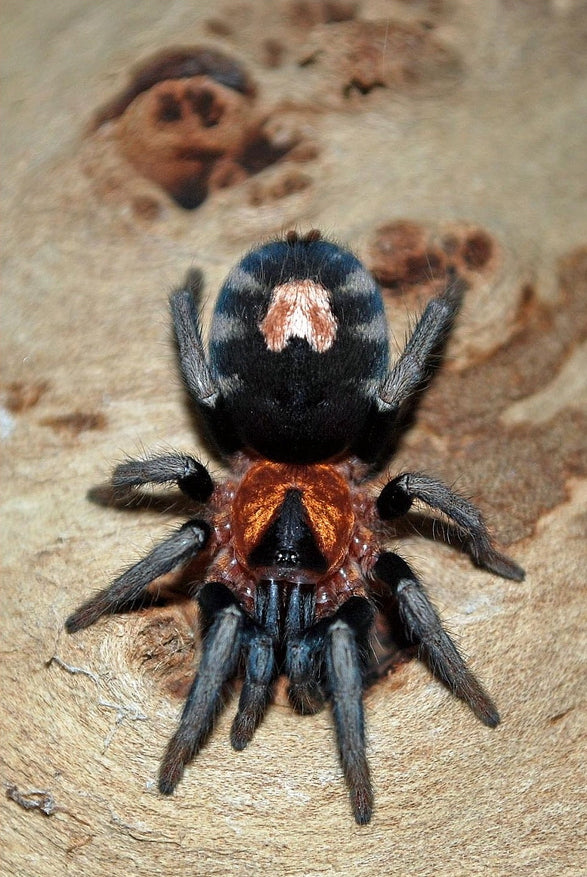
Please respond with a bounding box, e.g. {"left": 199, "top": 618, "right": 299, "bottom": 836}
{"left": 377, "top": 472, "right": 525, "bottom": 580}
{"left": 159, "top": 582, "right": 244, "bottom": 794}
{"left": 65, "top": 519, "right": 210, "bottom": 632}
{"left": 112, "top": 452, "right": 214, "bottom": 502}
{"left": 373, "top": 552, "right": 500, "bottom": 727}
{"left": 378, "top": 281, "right": 465, "bottom": 412}
{"left": 230, "top": 580, "right": 280, "bottom": 750}
{"left": 171, "top": 274, "right": 241, "bottom": 456}
{"left": 325, "top": 597, "right": 375, "bottom": 825}
{"left": 171, "top": 272, "right": 219, "bottom": 408}
{"left": 284, "top": 584, "right": 324, "bottom": 715}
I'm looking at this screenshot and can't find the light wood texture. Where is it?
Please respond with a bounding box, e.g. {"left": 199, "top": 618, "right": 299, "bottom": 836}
{"left": 2, "top": 2, "right": 585, "bottom": 875}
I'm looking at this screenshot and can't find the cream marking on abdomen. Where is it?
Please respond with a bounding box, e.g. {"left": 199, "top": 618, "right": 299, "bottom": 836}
{"left": 259, "top": 279, "right": 337, "bottom": 353}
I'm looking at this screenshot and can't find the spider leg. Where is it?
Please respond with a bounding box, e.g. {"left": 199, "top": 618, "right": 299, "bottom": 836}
{"left": 171, "top": 274, "right": 242, "bottom": 456}
{"left": 377, "top": 473, "right": 525, "bottom": 581}
{"left": 325, "top": 597, "right": 376, "bottom": 825}
{"left": 159, "top": 582, "right": 244, "bottom": 794}
{"left": 378, "top": 281, "right": 465, "bottom": 412}
{"left": 354, "top": 280, "right": 466, "bottom": 466}
{"left": 171, "top": 272, "right": 219, "bottom": 408}
{"left": 65, "top": 519, "right": 210, "bottom": 633}
{"left": 284, "top": 584, "right": 325, "bottom": 715}
{"left": 230, "top": 580, "right": 280, "bottom": 750}
{"left": 112, "top": 452, "right": 214, "bottom": 502}
{"left": 373, "top": 552, "right": 500, "bottom": 727}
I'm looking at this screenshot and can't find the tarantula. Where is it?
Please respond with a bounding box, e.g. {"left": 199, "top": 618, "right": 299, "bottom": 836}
{"left": 66, "top": 229, "right": 524, "bottom": 824}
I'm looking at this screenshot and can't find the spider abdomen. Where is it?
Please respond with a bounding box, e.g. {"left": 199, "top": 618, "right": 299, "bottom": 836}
{"left": 208, "top": 236, "right": 389, "bottom": 462}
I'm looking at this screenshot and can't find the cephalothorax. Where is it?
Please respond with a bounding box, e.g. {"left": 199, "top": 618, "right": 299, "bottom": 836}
{"left": 66, "top": 229, "right": 524, "bottom": 824}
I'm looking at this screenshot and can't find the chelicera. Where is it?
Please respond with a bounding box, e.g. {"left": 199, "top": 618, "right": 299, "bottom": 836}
{"left": 66, "top": 229, "right": 524, "bottom": 824}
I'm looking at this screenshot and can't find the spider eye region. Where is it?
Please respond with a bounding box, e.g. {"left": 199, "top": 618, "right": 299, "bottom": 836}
{"left": 248, "top": 488, "right": 328, "bottom": 574}
{"left": 232, "top": 462, "right": 354, "bottom": 583}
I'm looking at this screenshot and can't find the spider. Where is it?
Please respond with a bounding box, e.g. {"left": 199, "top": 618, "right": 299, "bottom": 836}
{"left": 66, "top": 229, "right": 524, "bottom": 824}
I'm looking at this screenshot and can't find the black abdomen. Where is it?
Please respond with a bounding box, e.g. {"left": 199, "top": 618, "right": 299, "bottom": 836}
{"left": 209, "top": 235, "right": 389, "bottom": 462}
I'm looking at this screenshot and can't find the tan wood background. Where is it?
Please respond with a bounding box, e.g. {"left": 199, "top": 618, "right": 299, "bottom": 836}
{"left": 2, "top": 2, "right": 586, "bottom": 875}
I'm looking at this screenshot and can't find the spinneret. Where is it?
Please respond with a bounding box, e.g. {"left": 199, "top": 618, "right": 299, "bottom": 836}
{"left": 66, "top": 229, "right": 524, "bottom": 824}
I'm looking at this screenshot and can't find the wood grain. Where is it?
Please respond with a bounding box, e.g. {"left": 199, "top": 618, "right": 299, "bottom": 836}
{"left": 2, "top": 2, "right": 585, "bottom": 875}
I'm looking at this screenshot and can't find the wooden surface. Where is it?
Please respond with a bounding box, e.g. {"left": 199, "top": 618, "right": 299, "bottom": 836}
{"left": 1, "top": 2, "right": 586, "bottom": 875}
